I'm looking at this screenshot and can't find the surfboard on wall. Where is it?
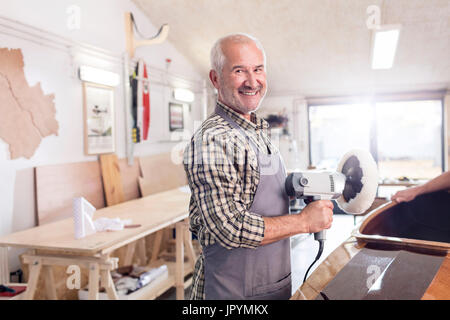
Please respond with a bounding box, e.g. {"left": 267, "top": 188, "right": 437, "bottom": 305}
{"left": 134, "top": 59, "right": 150, "bottom": 143}
{"left": 142, "top": 63, "right": 150, "bottom": 140}
{"left": 137, "top": 60, "right": 150, "bottom": 141}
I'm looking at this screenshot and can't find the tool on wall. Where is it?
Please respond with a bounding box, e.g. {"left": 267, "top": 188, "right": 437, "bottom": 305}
{"left": 123, "top": 12, "right": 169, "bottom": 165}
{"left": 285, "top": 149, "right": 378, "bottom": 282}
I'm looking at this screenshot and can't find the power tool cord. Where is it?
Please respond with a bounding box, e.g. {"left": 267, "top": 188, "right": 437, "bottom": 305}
{"left": 303, "top": 239, "right": 324, "bottom": 283}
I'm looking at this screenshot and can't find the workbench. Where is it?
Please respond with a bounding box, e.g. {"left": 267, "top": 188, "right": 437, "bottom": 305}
{"left": 0, "top": 188, "right": 195, "bottom": 300}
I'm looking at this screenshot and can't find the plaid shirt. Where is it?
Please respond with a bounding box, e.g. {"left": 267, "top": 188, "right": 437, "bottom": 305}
{"left": 183, "top": 101, "right": 277, "bottom": 300}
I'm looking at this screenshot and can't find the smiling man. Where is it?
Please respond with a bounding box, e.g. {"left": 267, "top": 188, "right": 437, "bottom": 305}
{"left": 184, "top": 33, "right": 333, "bottom": 300}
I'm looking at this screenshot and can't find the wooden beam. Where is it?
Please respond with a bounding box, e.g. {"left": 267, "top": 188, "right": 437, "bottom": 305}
{"left": 88, "top": 263, "right": 100, "bottom": 300}
{"left": 23, "top": 258, "right": 42, "bottom": 300}
{"left": 42, "top": 266, "right": 57, "bottom": 300}
{"left": 175, "top": 222, "right": 184, "bottom": 300}
{"left": 124, "top": 12, "right": 135, "bottom": 58}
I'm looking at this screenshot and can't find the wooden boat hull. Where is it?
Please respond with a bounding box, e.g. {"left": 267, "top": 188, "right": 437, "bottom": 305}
{"left": 291, "top": 190, "right": 450, "bottom": 300}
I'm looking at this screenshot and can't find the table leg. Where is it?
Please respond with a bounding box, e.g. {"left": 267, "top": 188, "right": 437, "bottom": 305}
{"left": 24, "top": 258, "right": 42, "bottom": 300}
{"left": 42, "top": 265, "right": 57, "bottom": 300}
{"left": 183, "top": 221, "right": 196, "bottom": 270}
{"left": 136, "top": 238, "right": 147, "bottom": 265}
{"left": 124, "top": 242, "right": 137, "bottom": 266}
{"left": 150, "top": 230, "right": 164, "bottom": 263}
{"left": 175, "top": 222, "right": 185, "bottom": 300}
{"left": 100, "top": 269, "right": 118, "bottom": 300}
{"left": 0, "top": 247, "right": 9, "bottom": 285}
{"left": 88, "top": 262, "right": 100, "bottom": 300}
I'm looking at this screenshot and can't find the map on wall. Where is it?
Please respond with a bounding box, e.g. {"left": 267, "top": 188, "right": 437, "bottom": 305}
{"left": 0, "top": 48, "right": 58, "bottom": 159}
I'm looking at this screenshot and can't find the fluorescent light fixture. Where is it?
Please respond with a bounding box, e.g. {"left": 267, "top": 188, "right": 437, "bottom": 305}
{"left": 79, "top": 65, "right": 120, "bottom": 87}
{"left": 173, "top": 88, "right": 195, "bottom": 102}
{"left": 371, "top": 25, "right": 401, "bottom": 70}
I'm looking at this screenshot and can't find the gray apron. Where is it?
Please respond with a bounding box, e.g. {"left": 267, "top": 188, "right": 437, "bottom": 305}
{"left": 203, "top": 106, "right": 291, "bottom": 300}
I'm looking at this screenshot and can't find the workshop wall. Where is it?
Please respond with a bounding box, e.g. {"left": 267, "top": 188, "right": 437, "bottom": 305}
{"left": 0, "top": 0, "right": 204, "bottom": 272}
{"left": 259, "top": 95, "right": 310, "bottom": 170}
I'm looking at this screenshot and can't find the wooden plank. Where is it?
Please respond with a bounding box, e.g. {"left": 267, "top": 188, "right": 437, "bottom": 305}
{"left": 422, "top": 254, "right": 450, "bottom": 300}
{"left": 175, "top": 222, "right": 184, "bottom": 300}
{"left": 118, "top": 157, "right": 141, "bottom": 201}
{"left": 291, "top": 238, "right": 362, "bottom": 300}
{"left": 150, "top": 229, "right": 164, "bottom": 263}
{"left": 0, "top": 247, "right": 8, "bottom": 284}
{"left": 0, "top": 189, "right": 190, "bottom": 255}
{"left": 183, "top": 221, "right": 197, "bottom": 270}
{"left": 42, "top": 265, "right": 57, "bottom": 300}
{"left": 123, "top": 241, "right": 137, "bottom": 266}
{"left": 139, "top": 153, "right": 187, "bottom": 194}
{"left": 36, "top": 161, "right": 105, "bottom": 225}
{"left": 88, "top": 263, "right": 100, "bottom": 300}
{"left": 100, "top": 154, "right": 125, "bottom": 206}
{"left": 100, "top": 269, "right": 119, "bottom": 300}
{"left": 23, "top": 258, "right": 42, "bottom": 300}
{"left": 136, "top": 239, "right": 147, "bottom": 265}
{"left": 137, "top": 158, "right": 185, "bottom": 266}
{"left": 22, "top": 253, "right": 118, "bottom": 270}
{"left": 124, "top": 258, "right": 193, "bottom": 300}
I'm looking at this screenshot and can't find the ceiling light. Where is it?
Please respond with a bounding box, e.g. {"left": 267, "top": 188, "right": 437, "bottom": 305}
{"left": 173, "top": 88, "right": 195, "bottom": 102}
{"left": 78, "top": 66, "right": 120, "bottom": 87}
{"left": 371, "top": 25, "right": 401, "bottom": 70}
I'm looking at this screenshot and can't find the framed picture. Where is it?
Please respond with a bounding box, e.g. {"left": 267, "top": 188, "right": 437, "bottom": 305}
{"left": 82, "top": 82, "right": 115, "bottom": 155}
{"left": 169, "top": 102, "right": 184, "bottom": 131}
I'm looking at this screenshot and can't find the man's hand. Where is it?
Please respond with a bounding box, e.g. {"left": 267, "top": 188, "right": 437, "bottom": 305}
{"left": 261, "top": 200, "right": 334, "bottom": 246}
{"left": 300, "top": 200, "right": 334, "bottom": 233}
{"left": 391, "top": 187, "right": 420, "bottom": 203}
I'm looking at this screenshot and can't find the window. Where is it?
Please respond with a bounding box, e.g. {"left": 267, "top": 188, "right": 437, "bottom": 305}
{"left": 309, "top": 98, "right": 443, "bottom": 181}
{"left": 309, "top": 103, "right": 372, "bottom": 171}
{"left": 375, "top": 100, "right": 442, "bottom": 180}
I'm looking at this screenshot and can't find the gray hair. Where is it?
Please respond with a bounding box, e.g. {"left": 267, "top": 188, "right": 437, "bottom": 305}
{"left": 210, "top": 33, "right": 266, "bottom": 77}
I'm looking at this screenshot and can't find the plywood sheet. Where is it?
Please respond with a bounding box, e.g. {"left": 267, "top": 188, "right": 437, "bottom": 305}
{"left": 139, "top": 152, "right": 187, "bottom": 194}
{"left": 118, "top": 157, "right": 141, "bottom": 201}
{"left": 0, "top": 48, "right": 58, "bottom": 159}
{"left": 36, "top": 161, "right": 105, "bottom": 226}
{"left": 99, "top": 154, "right": 124, "bottom": 206}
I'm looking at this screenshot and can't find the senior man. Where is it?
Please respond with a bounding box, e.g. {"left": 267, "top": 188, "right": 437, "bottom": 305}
{"left": 184, "top": 33, "right": 333, "bottom": 300}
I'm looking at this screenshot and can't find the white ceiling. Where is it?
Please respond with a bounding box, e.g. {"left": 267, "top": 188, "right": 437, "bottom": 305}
{"left": 133, "top": 0, "right": 450, "bottom": 97}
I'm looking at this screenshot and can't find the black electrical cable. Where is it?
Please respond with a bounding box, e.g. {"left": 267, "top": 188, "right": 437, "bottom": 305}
{"left": 303, "top": 239, "right": 324, "bottom": 283}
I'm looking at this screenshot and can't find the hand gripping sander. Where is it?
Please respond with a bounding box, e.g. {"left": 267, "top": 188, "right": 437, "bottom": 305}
{"left": 285, "top": 149, "right": 378, "bottom": 282}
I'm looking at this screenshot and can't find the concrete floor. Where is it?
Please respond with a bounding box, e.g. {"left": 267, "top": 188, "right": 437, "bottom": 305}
{"left": 158, "top": 214, "right": 361, "bottom": 300}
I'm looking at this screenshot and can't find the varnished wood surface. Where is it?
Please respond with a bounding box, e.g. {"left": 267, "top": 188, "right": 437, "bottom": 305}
{"left": 353, "top": 200, "right": 450, "bottom": 252}
{"left": 0, "top": 188, "right": 191, "bottom": 255}
{"left": 421, "top": 253, "right": 450, "bottom": 300}
{"left": 292, "top": 196, "right": 449, "bottom": 300}
{"left": 290, "top": 237, "right": 363, "bottom": 300}
{"left": 100, "top": 154, "right": 125, "bottom": 206}
{"left": 291, "top": 238, "right": 450, "bottom": 300}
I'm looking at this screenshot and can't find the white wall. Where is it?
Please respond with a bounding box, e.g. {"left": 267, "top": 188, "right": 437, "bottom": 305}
{"left": 259, "top": 95, "right": 310, "bottom": 170}
{"left": 0, "top": 0, "right": 204, "bottom": 272}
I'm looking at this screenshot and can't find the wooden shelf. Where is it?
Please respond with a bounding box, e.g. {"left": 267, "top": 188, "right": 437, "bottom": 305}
{"left": 126, "top": 259, "right": 193, "bottom": 300}
{"left": 78, "top": 258, "right": 193, "bottom": 300}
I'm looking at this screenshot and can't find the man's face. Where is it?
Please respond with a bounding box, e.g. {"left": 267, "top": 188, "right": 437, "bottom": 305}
{"left": 211, "top": 40, "right": 267, "bottom": 115}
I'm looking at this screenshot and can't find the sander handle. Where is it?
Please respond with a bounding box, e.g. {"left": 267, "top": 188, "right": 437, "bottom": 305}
{"left": 314, "top": 230, "right": 326, "bottom": 241}
{"left": 304, "top": 196, "right": 327, "bottom": 241}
